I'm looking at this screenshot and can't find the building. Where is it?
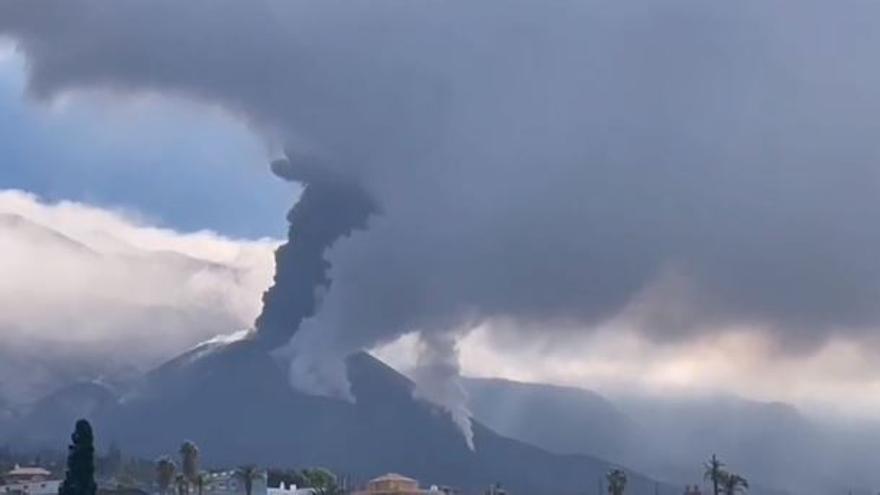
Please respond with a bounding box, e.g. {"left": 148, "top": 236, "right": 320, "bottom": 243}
{"left": 1, "top": 465, "right": 61, "bottom": 495}
{"left": 202, "top": 469, "right": 268, "bottom": 495}
{"left": 267, "top": 482, "right": 315, "bottom": 495}
{"left": 354, "top": 474, "right": 425, "bottom": 495}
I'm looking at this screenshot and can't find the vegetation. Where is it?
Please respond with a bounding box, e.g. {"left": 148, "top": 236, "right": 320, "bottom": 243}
{"left": 235, "top": 465, "right": 262, "bottom": 495}
{"left": 606, "top": 468, "right": 627, "bottom": 495}
{"left": 176, "top": 473, "right": 189, "bottom": 495}
{"left": 156, "top": 456, "right": 177, "bottom": 495}
{"left": 299, "top": 468, "right": 342, "bottom": 495}
{"left": 703, "top": 454, "right": 748, "bottom": 495}
{"left": 720, "top": 471, "right": 749, "bottom": 495}
{"left": 179, "top": 441, "right": 200, "bottom": 489}
{"left": 704, "top": 454, "right": 725, "bottom": 495}
{"left": 59, "top": 419, "right": 97, "bottom": 495}
{"left": 267, "top": 467, "right": 342, "bottom": 495}
{"left": 195, "top": 472, "right": 206, "bottom": 495}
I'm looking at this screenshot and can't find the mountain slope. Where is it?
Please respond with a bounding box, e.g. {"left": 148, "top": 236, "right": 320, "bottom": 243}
{"left": 462, "top": 378, "right": 844, "bottom": 495}
{"left": 615, "top": 396, "right": 826, "bottom": 494}
{"left": 464, "top": 377, "right": 637, "bottom": 462}
{"left": 6, "top": 339, "right": 672, "bottom": 495}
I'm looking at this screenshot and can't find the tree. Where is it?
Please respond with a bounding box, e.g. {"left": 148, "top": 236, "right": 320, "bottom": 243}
{"left": 704, "top": 454, "right": 726, "bottom": 495}
{"left": 720, "top": 472, "right": 749, "bottom": 495}
{"left": 59, "top": 419, "right": 97, "bottom": 495}
{"left": 176, "top": 474, "right": 188, "bottom": 495}
{"left": 179, "top": 442, "right": 200, "bottom": 487}
{"left": 156, "top": 457, "right": 177, "bottom": 495}
{"left": 299, "top": 468, "right": 341, "bottom": 495}
{"left": 235, "top": 466, "right": 262, "bottom": 495}
{"left": 195, "top": 472, "right": 206, "bottom": 495}
{"left": 606, "top": 469, "right": 627, "bottom": 495}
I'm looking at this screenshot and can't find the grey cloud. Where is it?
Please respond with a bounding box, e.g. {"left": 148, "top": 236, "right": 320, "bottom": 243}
{"left": 4, "top": 0, "right": 880, "bottom": 392}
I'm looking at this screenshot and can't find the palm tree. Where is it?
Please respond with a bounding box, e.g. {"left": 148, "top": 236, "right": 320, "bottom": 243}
{"left": 195, "top": 472, "right": 206, "bottom": 495}
{"left": 175, "top": 474, "right": 188, "bottom": 495}
{"left": 235, "top": 466, "right": 262, "bottom": 495}
{"left": 721, "top": 472, "right": 749, "bottom": 495}
{"left": 703, "top": 454, "right": 726, "bottom": 495}
{"left": 179, "top": 442, "right": 200, "bottom": 487}
{"left": 606, "top": 469, "right": 627, "bottom": 495}
{"left": 155, "top": 457, "right": 177, "bottom": 495}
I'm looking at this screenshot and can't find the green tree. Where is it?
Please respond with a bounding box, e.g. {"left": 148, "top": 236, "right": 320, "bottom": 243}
{"left": 720, "top": 472, "right": 749, "bottom": 495}
{"left": 59, "top": 419, "right": 97, "bottom": 495}
{"left": 156, "top": 457, "right": 177, "bottom": 495}
{"left": 704, "top": 454, "right": 726, "bottom": 495}
{"left": 606, "top": 469, "right": 627, "bottom": 495}
{"left": 179, "top": 441, "right": 200, "bottom": 488}
{"left": 299, "top": 468, "right": 341, "bottom": 495}
{"left": 235, "top": 466, "right": 262, "bottom": 495}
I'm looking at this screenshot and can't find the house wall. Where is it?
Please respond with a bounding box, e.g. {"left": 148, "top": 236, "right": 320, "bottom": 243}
{"left": 1, "top": 479, "right": 62, "bottom": 495}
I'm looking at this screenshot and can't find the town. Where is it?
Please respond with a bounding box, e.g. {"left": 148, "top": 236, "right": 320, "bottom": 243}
{"left": 1, "top": 421, "right": 750, "bottom": 495}
{"left": 0, "top": 420, "right": 471, "bottom": 495}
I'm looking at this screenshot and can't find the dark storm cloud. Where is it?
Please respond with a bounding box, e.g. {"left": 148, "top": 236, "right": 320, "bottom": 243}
{"left": 4, "top": 0, "right": 880, "bottom": 381}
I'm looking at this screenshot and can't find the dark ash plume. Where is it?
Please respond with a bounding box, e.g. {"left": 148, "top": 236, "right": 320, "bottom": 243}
{"left": 254, "top": 152, "right": 376, "bottom": 349}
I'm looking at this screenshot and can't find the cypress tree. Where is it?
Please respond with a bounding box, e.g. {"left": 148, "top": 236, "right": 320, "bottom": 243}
{"left": 59, "top": 419, "right": 97, "bottom": 495}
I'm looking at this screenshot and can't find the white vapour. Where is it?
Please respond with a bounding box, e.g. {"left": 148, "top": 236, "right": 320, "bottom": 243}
{"left": 409, "top": 333, "right": 474, "bottom": 450}
{"left": 0, "top": 189, "right": 277, "bottom": 403}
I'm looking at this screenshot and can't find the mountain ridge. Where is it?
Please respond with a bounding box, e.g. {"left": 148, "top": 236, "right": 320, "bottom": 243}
{"left": 2, "top": 338, "right": 673, "bottom": 495}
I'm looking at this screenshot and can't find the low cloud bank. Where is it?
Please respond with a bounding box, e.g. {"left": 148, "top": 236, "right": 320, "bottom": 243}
{"left": 0, "top": 189, "right": 276, "bottom": 403}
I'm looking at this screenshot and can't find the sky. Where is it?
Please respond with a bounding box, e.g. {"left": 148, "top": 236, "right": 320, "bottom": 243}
{"left": 0, "top": 43, "right": 291, "bottom": 238}
{"left": 0, "top": 45, "right": 284, "bottom": 401}
{"left": 3, "top": 0, "right": 880, "bottom": 423}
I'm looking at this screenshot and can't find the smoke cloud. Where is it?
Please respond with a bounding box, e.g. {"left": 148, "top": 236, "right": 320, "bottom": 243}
{"left": 254, "top": 153, "right": 376, "bottom": 349}
{"left": 5, "top": 0, "right": 880, "bottom": 441}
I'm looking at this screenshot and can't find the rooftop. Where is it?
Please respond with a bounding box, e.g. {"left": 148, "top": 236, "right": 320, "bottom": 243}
{"left": 371, "top": 474, "right": 417, "bottom": 483}
{"left": 7, "top": 465, "right": 52, "bottom": 477}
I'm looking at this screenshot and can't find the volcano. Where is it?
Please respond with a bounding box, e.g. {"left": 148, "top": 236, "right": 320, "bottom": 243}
{"left": 5, "top": 335, "right": 673, "bottom": 495}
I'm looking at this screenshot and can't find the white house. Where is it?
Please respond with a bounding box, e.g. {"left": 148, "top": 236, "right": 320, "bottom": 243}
{"left": 1, "top": 465, "right": 61, "bottom": 495}
{"left": 202, "top": 470, "right": 268, "bottom": 495}
{"left": 267, "top": 482, "right": 314, "bottom": 495}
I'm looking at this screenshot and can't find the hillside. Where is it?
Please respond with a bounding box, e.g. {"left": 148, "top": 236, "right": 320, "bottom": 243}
{"left": 461, "top": 378, "right": 858, "bottom": 495}
{"left": 5, "top": 339, "right": 673, "bottom": 495}
{"left": 464, "top": 377, "right": 638, "bottom": 462}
